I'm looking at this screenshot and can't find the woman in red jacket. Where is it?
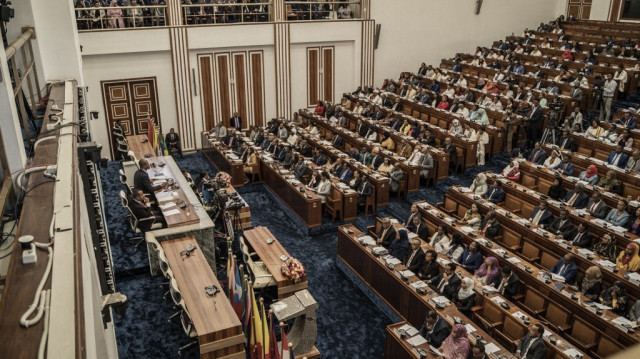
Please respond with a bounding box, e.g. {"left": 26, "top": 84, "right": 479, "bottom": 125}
{"left": 314, "top": 100, "right": 325, "bottom": 116}
{"left": 437, "top": 95, "right": 451, "bottom": 110}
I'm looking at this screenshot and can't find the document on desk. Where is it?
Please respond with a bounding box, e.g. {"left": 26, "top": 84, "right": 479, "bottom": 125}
{"left": 398, "top": 324, "right": 419, "bottom": 337}
{"left": 484, "top": 343, "right": 500, "bottom": 354}
{"left": 159, "top": 202, "right": 177, "bottom": 210}
{"left": 465, "top": 324, "right": 476, "bottom": 333}
{"left": 563, "top": 348, "right": 582, "bottom": 359}
{"left": 429, "top": 346, "right": 443, "bottom": 356}
{"left": 410, "top": 280, "right": 428, "bottom": 290}
{"left": 406, "top": 334, "right": 427, "bottom": 347}
{"left": 163, "top": 209, "right": 181, "bottom": 216}
{"left": 359, "top": 235, "right": 377, "bottom": 246}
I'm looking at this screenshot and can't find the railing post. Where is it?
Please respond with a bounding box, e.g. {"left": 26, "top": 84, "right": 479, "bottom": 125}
{"left": 273, "top": 0, "right": 284, "bottom": 22}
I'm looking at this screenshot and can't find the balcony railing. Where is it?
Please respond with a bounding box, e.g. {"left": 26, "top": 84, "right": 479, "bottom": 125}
{"left": 74, "top": 1, "right": 362, "bottom": 32}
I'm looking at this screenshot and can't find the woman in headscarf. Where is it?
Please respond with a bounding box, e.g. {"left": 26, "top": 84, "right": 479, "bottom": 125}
{"left": 389, "top": 228, "right": 410, "bottom": 259}
{"left": 107, "top": 0, "right": 124, "bottom": 28}
{"left": 460, "top": 203, "right": 483, "bottom": 231}
{"left": 579, "top": 266, "right": 603, "bottom": 301}
{"left": 616, "top": 243, "right": 640, "bottom": 272}
{"left": 543, "top": 150, "right": 562, "bottom": 169}
{"left": 469, "top": 173, "right": 488, "bottom": 195}
{"left": 592, "top": 234, "right": 618, "bottom": 262}
{"left": 475, "top": 257, "right": 500, "bottom": 284}
{"left": 578, "top": 164, "right": 599, "bottom": 185}
{"left": 501, "top": 160, "right": 520, "bottom": 180}
{"left": 474, "top": 108, "right": 490, "bottom": 126}
{"left": 441, "top": 324, "right": 470, "bottom": 359}
{"left": 381, "top": 131, "right": 395, "bottom": 151}
{"left": 455, "top": 278, "right": 476, "bottom": 317}
{"left": 547, "top": 176, "right": 567, "bottom": 200}
{"left": 430, "top": 225, "right": 451, "bottom": 254}
{"left": 597, "top": 170, "right": 620, "bottom": 193}
{"left": 600, "top": 281, "right": 629, "bottom": 315}
{"left": 449, "top": 119, "right": 463, "bottom": 136}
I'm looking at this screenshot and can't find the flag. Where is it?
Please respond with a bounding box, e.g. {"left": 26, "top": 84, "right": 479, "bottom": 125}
{"left": 226, "top": 253, "right": 233, "bottom": 300}
{"left": 242, "top": 277, "right": 252, "bottom": 343}
{"left": 159, "top": 133, "right": 169, "bottom": 156}
{"left": 279, "top": 326, "right": 292, "bottom": 359}
{"left": 231, "top": 260, "right": 243, "bottom": 319}
{"left": 250, "top": 288, "right": 263, "bottom": 359}
{"left": 268, "top": 313, "right": 279, "bottom": 359}
{"left": 261, "top": 300, "right": 271, "bottom": 359}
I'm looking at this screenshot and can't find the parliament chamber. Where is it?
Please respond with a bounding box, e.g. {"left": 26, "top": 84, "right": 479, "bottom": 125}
{"left": 3, "top": 1, "right": 640, "bottom": 359}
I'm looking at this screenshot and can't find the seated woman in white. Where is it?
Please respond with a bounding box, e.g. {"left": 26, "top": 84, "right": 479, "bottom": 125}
{"left": 429, "top": 225, "right": 451, "bottom": 254}
{"left": 543, "top": 150, "right": 562, "bottom": 169}
{"left": 469, "top": 173, "right": 488, "bottom": 195}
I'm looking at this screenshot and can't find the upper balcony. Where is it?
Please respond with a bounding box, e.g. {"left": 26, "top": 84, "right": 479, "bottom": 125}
{"left": 74, "top": 0, "right": 363, "bottom": 31}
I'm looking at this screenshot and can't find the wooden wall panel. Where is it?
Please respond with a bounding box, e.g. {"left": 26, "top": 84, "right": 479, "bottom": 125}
{"left": 250, "top": 52, "right": 265, "bottom": 127}
{"left": 323, "top": 47, "right": 334, "bottom": 104}
{"left": 199, "top": 55, "right": 214, "bottom": 132}
{"left": 307, "top": 48, "right": 319, "bottom": 107}
{"left": 234, "top": 53, "right": 247, "bottom": 129}
{"left": 216, "top": 55, "right": 231, "bottom": 127}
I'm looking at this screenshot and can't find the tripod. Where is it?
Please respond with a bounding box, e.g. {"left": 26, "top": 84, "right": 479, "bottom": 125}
{"left": 541, "top": 126, "right": 560, "bottom": 145}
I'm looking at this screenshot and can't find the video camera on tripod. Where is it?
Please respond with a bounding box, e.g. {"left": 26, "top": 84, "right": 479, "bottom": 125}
{"left": 203, "top": 176, "right": 243, "bottom": 210}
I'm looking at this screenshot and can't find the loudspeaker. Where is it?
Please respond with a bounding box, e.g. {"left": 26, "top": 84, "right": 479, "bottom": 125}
{"left": 374, "top": 24, "right": 381, "bottom": 49}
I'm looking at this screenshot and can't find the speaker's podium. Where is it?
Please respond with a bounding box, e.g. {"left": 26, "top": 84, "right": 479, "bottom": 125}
{"left": 271, "top": 289, "right": 321, "bottom": 359}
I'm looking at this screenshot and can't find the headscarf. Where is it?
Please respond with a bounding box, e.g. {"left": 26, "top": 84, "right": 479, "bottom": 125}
{"left": 458, "top": 278, "right": 475, "bottom": 300}
{"left": 475, "top": 257, "right": 500, "bottom": 284}
{"left": 617, "top": 243, "right": 640, "bottom": 271}
{"left": 477, "top": 108, "right": 489, "bottom": 124}
{"left": 585, "top": 164, "right": 598, "bottom": 179}
{"left": 598, "top": 170, "right": 618, "bottom": 190}
{"left": 600, "top": 281, "right": 629, "bottom": 315}
{"left": 592, "top": 235, "right": 617, "bottom": 262}
{"left": 474, "top": 173, "right": 487, "bottom": 187}
{"left": 443, "top": 324, "right": 470, "bottom": 359}
{"left": 581, "top": 266, "right": 602, "bottom": 295}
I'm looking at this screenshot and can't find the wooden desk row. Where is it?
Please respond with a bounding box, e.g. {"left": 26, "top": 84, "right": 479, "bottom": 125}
{"left": 345, "top": 94, "right": 481, "bottom": 170}
{"left": 201, "top": 134, "right": 246, "bottom": 187}
{"left": 161, "top": 237, "right": 245, "bottom": 359}
{"left": 126, "top": 134, "right": 200, "bottom": 228}
{"left": 413, "top": 201, "right": 640, "bottom": 348}
{"left": 569, "top": 130, "right": 639, "bottom": 157}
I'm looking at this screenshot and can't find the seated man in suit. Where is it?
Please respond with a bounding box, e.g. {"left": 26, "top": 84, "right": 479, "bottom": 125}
{"left": 441, "top": 137, "right": 458, "bottom": 174}
{"left": 567, "top": 223, "right": 593, "bottom": 248}
{"left": 403, "top": 237, "right": 426, "bottom": 273}
{"left": 134, "top": 159, "right": 167, "bottom": 197}
{"left": 492, "top": 266, "right": 520, "bottom": 302}
{"left": 607, "top": 145, "right": 629, "bottom": 168}
{"left": 457, "top": 241, "right": 483, "bottom": 272}
{"left": 615, "top": 111, "right": 637, "bottom": 130}
{"left": 165, "top": 128, "right": 183, "bottom": 159}
{"left": 428, "top": 262, "right": 461, "bottom": 300}
{"left": 404, "top": 203, "right": 420, "bottom": 227}
{"left": 332, "top": 134, "right": 344, "bottom": 149}
{"left": 337, "top": 164, "right": 353, "bottom": 184}
{"left": 554, "top": 155, "right": 574, "bottom": 176}
{"left": 419, "top": 311, "right": 451, "bottom": 348}
{"left": 550, "top": 253, "right": 578, "bottom": 285}
{"left": 483, "top": 180, "right": 505, "bottom": 204}
{"left": 564, "top": 182, "right": 589, "bottom": 209}
{"left": 527, "top": 142, "right": 547, "bottom": 165}
{"left": 516, "top": 324, "right": 548, "bottom": 359}
{"left": 409, "top": 215, "right": 429, "bottom": 241}
{"left": 585, "top": 192, "right": 608, "bottom": 219}
{"left": 389, "top": 163, "right": 405, "bottom": 192}
{"left": 369, "top": 147, "right": 384, "bottom": 170}
{"left": 224, "top": 130, "right": 239, "bottom": 150}
{"left": 128, "top": 188, "right": 165, "bottom": 231}
{"left": 294, "top": 160, "right": 309, "bottom": 180}
{"left": 546, "top": 209, "right": 575, "bottom": 237}
{"left": 376, "top": 218, "right": 396, "bottom": 248}
{"left": 418, "top": 250, "right": 440, "bottom": 281}
{"left": 312, "top": 149, "right": 327, "bottom": 166}
{"left": 479, "top": 211, "right": 501, "bottom": 240}
{"left": 357, "top": 177, "right": 373, "bottom": 204}
{"left": 529, "top": 200, "right": 554, "bottom": 226}
{"left": 556, "top": 130, "right": 577, "bottom": 153}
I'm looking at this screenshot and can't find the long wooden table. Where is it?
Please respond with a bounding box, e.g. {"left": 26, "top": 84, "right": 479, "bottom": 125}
{"left": 414, "top": 201, "right": 640, "bottom": 349}
{"left": 201, "top": 132, "right": 246, "bottom": 187}
{"left": 161, "top": 237, "right": 245, "bottom": 359}
{"left": 127, "top": 134, "right": 199, "bottom": 228}
{"left": 243, "top": 226, "right": 308, "bottom": 299}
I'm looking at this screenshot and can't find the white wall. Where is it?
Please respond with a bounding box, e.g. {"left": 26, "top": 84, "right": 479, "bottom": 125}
{"left": 371, "top": 0, "right": 564, "bottom": 83}
{"left": 590, "top": 0, "right": 612, "bottom": 20}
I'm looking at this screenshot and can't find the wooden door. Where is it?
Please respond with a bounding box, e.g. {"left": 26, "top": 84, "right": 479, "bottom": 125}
{"left": 567, "top": 0, "right": 592, "bottom": 19}
{"left": 307, "top": 46, "right": 334, "bottom": 107}
{"left": 102, "top": 78, "right": 160, "bottom": 159}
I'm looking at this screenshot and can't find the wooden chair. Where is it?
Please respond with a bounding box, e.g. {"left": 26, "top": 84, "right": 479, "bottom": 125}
{"left": 325, "top": 187, "right": 343, "bottom": 221}
{"left": 521, "top": 201, "right": 535, "bottom": 220}
{"left": 595, "top": 335, "right": 624, "bottom": 359}
{"left": 519, "top": 286, "right": 546, "bottom": 317}
{"left": 577, "top": 146, "right": 592, "bottom": 156}
{"left": 622, "top": 182, "right": 640, "bottom": 199}
{"left": 439, "top": 196, "right": 458, "bottom": 216}
{"left": 593, "top": 148, "right": 610, "bottom": 162}
{"left": 537, "top": 179, "right": 552, "bottom": 195}
{"left": 247, "top": 163, "right": 261, "bottom": 183}
{"left": 521, "top": 173, "right": 538, "bottom": 191}
{"left": 471, "top": 299, "right": 504, "bottom": 333}
{"left": 501, "top": 227, "right": 522, "bottom": 251}
{"left": 520, "top": 241, "right": 541, "bottom": 263}
{"left": 396, "top": 178, "right": 407, "bottom": 199}
{"left": 566, "top": 317, "right": 598, "bottom": 353}
{"left": 540, "top": 251, "right": 559, "bottom": 271}
{"left": 456, "top": 204, "right": 469, "bottom": 221}
{"left": 504, "top": 195, "right": 522, "bottom": 214}
{"left": 494, "top": 315, "right": 527, "bottom": 352}
{"left": 542, "top": 302, "right": 571, "bottom": 334}
{"left": 363, "top": 187, "right": 375, "bottom": 217}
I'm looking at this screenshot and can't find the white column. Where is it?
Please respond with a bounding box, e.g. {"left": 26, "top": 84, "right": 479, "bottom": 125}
{"left": 0, "top": 49, "right": 28, "bottom": 177}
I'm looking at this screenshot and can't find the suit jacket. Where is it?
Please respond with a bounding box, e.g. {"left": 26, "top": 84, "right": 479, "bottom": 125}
{"left": 548, "top": 217, "right": 575, "bottom": 237}
{"left": 586, "top": 199, "right": 608, "bottom": 219}
{"left": 625, "top": 157, "right": 640, "bottom": 172}
{"left": 377, "top": 226, "right": 396, "bottom": 248}
{"left": 403, "top": 248, "right": 426, "bottom": 273}
{"left": 480, "top": 218, "right": 501, "bottom": 240}
{"left": 333, "top": 136, "right": 343, "bottom": 148}
{"left": 165, "top": 133, "right": 180, "bottom": 146}
{"left": 567, "top": 229, "right": 593, "bottom": 248}
{"left": 418, "top": 260, "right": 440, "bottom": 281}
{"left": 429, "top": 272, "right": 461, "bottom": 300}
{"left": 225, "top": 136, "right": 237, "bottom": 148}
{"left": 528, "top": 149, "right": 547, "bottom": 165}
{"left": 230, "top": 116, "right": 242, "bottom": 130}
{"left": 554, "top": 161, "right": 575, "bottom": 176}
{"left": 457, "top": 248, "right": 483, "bottom": 272}
{"left": 134, "top": 169, "right": 161, "bottom": 195}
{"left": 338, "top": 167, "right": 354, "bottom": 183}
{"left": 313, "top": 154, "right": 327, "bottom": 166}
{"left": 557, "top": 137, "right": 577, "bottom": 152}
{"left": 422, "top": 135, "right": 436, "bottom": 146}
{"left": 371, "top": 155, "right": 383, "bottom": 169}
{"left": 484, "top": 186, "right": 505, "bottom": 203}
{"left": 294, "top": 162, "right": 308, "bottom": 180}
{"left": 419, "top": 317, "right": 451, "bottom": 348}
{"left": 529, "top": 206, "right": 554, "bottom": 226}
{"left": 492, "top": 272, "right": 520, "bottom": 301}
{"left": 517, "top": 335, "right": 547, "bottom": 359}
{"left": 551, "top": 258, "right": 579, "bottom": 285}
{"left": 565, "top": 190, "right": 589, "bottom": 209}
{"left": 615, "top": 116, "right": 637, "bottom": 130}
{"left": 442, "top": 143, "right": 458, "bottom": 165}
{"left": 529, "top": 106, "right": 543, "bottom": 124}
{"left": 607, "top": 151, "right": 629, "bottom": 168}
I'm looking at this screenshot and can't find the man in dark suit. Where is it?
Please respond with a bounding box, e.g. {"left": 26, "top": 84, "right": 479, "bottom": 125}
{"left": 230, "top": 111, "right": 242, "bottom": 130}
{"left": 554, "top": 156, "right": 574, "bottom": 176}
{"left": 422, "top": 129, "right": 436, "bottom": 146}
{"left": 419, "top": 311, "right": 451, "bottom": 348}
{"left": 516, "top": 324, "right": 548, "bottom": 359}
{"left": 357, "top": 177, "right": 372, "bottom": 204}
{"left": 357, "top": 119, "right": 369, "bottom": 137}
{"left": 377, "top": 218, "right": 396, "bottom": 248}
{"left": 134, "top": 159, "right": 167, "bottom": 196}
{"left": 404, "top": 203, "right": 420, "bottom": 226}
{"left": 480, "top": 211, "right": 501, "bottom": 240}
{"left": 409, "top": 215, "right": 429, "bottom": 241}
{"left": 338, "top": 166, "right": 353, "bottom": 184}
{"left": 370, "top": 149, "right": 383, "bottom": 170}
{"left": 484, "top": 181, "right": 505, "bottom": 204}
{"left": 441, "top": 137, "right": 457, "bottom": 174}
{"left": 586, "top": 192, "right": 608, "bottom": 219}
{"left": 527, "top": 142, "right": 547, "bottom": 165}
{"left": 526, "top": 100, "right": 544, "bottom": 149}
{"left": 127, "top": 188, "right": 164, "bottom": 231}
{"left": 607, "top": 145, "right": 629, "bottom": 168}
{"left": 615, "top": 112, "right": 637, "bottom": 130}
{"left": 312, "top": 149, "right": 327, "bottom": 166}
{"left": 567, "top": 223, "right": 593, "bottom": 248}
{"left": 492, "top": 266, "right": 520, "bottom": 302}
{"left": 403, "top": 238, "right": 426, "bottom": 273}
{"left": 429, "top": 263, "right": 461, "bottom": 300}
{"left": 550, "top": 254, "right": 578, "bottom": 285}
{"left": 294, "top": 160, "right": 308, "bottom": 180}
{"left": 529, "top": 201, "right": 554, "bottom": 226}
{"left": 457, "top": 241, "right": 483, "bottom": 272}
{"left": 546, "top": 209, "right": 574, "bottom": 237}
{"left": 332, "top": 134, "right": 343, "bottom": 148}
{"left": 564, "top": 183, "right": 589, "bottom": 209}
{"left": 557, "top": 130, "right": 577, "bottom": 153}
{"left": 165, "top": 128, "right": 183, "bottom": 159}
{"left": 224, "top": 131, "right": 238, "bottom": 149}
{"left": 298, "top": 140, "right": 313, "bottom": 157}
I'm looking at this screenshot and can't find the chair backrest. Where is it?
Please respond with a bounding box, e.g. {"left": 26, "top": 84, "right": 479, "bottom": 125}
{"left": 170, "top": 278, "right": 182, "bottom": 306}
{"left": 523, "top": 286, "right": 546, "bottom": 313}
{"left": 521, "top": 241, "right": 540, "bottom": 262}
{"left": 521, "top": 173, "right": 537, "bottom": 189}
{"left": 537, "top": 179, "right": 552, "bottom": 196}
{"left": 502, "top": 227, "right": 522, "bottom": 249}
{"left": 159, "top": 251, "right": 171, "bottom": 278}
{"left": 622, "top": 183, "right": 640, "bottom": 199}
{"left": 180, "top": 306, "right": 196, "bottom": 337}
{"left": 544, "top": 302, "right": 571, "bottom": 330}
{"left": 502, "top": 315, "right": 527, "bottom": 341}
{"left": 596, "top": 335, "right": 624, "bottom": 358}
{"left": 456, "top": 204, "right": 469, "bottom": 221}
{"left": 504, "top": 195, "right": 522, "bottom": 212}
{"left": 570, "top": 317, "right": 597, "bottom": 346}
{"left": 593, "top": 149, "right": 609, "bottom": 162}
{"left": 444, "top": 196, "right": 457, "bottom": 213}
{"left": 482, "top": 299, "right": 504, "bottom": 324}
{"left": 521, "top": 201, "right": 535, "bottom": 220}
{"left": 119, "top": 190, "right": 128, "bottom": 208}
{"left": 540, "top": 251, "right": 559, "bottom": 271}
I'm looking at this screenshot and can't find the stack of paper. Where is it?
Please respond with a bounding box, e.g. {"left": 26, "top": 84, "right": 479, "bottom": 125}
{"left": 159, "top": 202, "right": 176, "bottom": 210}
{"left": 163, "top": 209, "right": 181, "bottom": 216}
{"left": 465, "top": 324, "right": 476, "bottom": 333}
{"left": 436, "top": 258, "right": 451, "bottom": 266}
{"left": 431, "top": 296, "right": 450, "bottom": 306}
{"left": 399, "top": 270, "right": 415, "bottom": 278}
{"left": 507, "top": 256, "right": 521, "bottom": 264}
{"left": 385, "top": 257, "right": 401, "bottom": 266}
{"left": 551, "top": 273, "right": 566, "bottom": 282}
{"left": 406, "top": 335, "right": 427, "bottom": 347}
{"left": 359, "top": 235, "right": 376, "bottom": 246}
{"left": 491, "top": 296, "right": 506, "bottom": 305}
{"left": 627, "top": 272, "right": 640, "bottom": 285}
{"left": 563, "top": 348, "right": 583, "bottom": 359}
{"left": 398, "top": 324, "right": 419, "bottom": 337}
{"left": 410, "top": 281, "right": 429, "bottom": 290}
{"left": 482, "top": 285, "right": 499, "bottom": 294}
{"left": 484, "top": 343, "right": 500, "bottom": 354}
{"left": 596, "top": 260, "right": 616, "bottom": 271}
{"left": 372, "top": 247, "right": 388, "bottom": 256}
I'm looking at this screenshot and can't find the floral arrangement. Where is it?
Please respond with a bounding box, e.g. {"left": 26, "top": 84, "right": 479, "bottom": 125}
{"left": 216, "top": 172, "right": 231, "bottom": 184}
{"left": 281, "top": 258, "right": 306, "bottom": 283}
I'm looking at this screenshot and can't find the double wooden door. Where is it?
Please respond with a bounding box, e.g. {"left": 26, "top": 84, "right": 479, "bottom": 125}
{"left": 567, "top": 0, "right": 592, "bottom": 19}
{"left": 102, "top": 78, "right": 161, "bottom": 159}
{"left": 307, "top": 46, "right": 334, "bottom": 107}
